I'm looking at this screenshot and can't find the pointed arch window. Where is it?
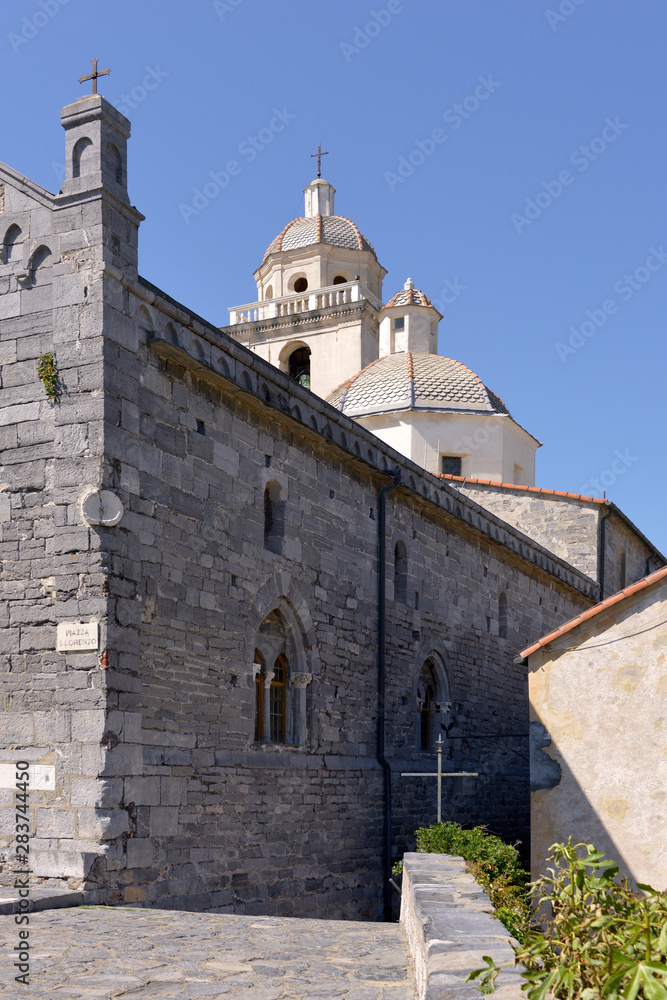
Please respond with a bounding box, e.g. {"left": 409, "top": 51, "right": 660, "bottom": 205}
{"left": 253, "top": 610, "right": 312, "bottom": 746}
{"left": 416, "top": 654, "right": 452, "bottom": 753}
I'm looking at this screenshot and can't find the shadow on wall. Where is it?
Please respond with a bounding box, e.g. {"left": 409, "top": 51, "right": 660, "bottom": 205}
{"left": 530, "top": 716, "right": 661, "bottom": 890}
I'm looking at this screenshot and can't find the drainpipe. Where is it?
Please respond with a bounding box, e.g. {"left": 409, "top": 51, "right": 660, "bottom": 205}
{"left": 377, "top": 469, "right": 401, "bottom": 922}
{"left": 598, "top": 501, "right": 612, "bottom": 602}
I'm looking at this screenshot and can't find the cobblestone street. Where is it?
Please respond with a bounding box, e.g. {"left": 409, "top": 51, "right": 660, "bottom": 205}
{"left": 0, "top": 906, "right": 416, "bottom": 999}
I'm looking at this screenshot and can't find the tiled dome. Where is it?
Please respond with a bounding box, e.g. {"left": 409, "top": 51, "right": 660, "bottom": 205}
{"left": 326, "top": 352, "right": 511, "bottom": 418}
{"left": 263, "top": 215, "right": 376, "bottom": 262}
{"left": 385, "top": 282, "right": 434, "bottom": 308}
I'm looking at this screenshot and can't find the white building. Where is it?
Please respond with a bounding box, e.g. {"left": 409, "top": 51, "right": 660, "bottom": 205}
{"left": 225, "top": 173, "right": 540, "bottom": 484}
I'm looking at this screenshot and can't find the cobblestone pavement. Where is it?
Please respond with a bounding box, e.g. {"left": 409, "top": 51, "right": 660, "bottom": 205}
{"left": 0, "top": 906, "right": 416, "bottom": 999}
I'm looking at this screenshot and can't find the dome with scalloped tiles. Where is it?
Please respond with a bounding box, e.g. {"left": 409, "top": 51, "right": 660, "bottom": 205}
{"left": 326, "top": 352, "right": 511, "bottom": 418}
{"left": 385, "top": 280, "right": 435, "bottom": 309}
{"left": 263, "top": 213, "right": 377, "bottom": 263}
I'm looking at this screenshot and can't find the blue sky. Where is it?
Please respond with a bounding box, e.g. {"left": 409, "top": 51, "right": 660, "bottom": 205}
{"left": 2, "top": 0, "right": 666, "bottom": 553}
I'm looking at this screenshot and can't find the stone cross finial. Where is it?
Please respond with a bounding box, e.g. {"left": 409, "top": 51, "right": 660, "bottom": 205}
{"left": 310, "top": 143, "right": 329, "bottom": 178}
{"left": 78, "top": 58, "right": 111, "bottom": 95}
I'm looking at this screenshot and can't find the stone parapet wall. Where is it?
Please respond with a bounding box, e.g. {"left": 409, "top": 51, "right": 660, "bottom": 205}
{"left": 400, "top": 852, "right": 522, "bottom": 999}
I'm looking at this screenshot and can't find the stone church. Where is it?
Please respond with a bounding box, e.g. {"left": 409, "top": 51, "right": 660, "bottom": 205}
{"left": 0, "top": 92, "right": 662, "bottom": 919}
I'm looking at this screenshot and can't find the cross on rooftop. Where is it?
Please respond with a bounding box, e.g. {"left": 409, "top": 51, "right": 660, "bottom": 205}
{"left": 78, "top": 58, "right": 111, "bottom": 95}
{"left": 310, "top": 143, "right": 329, "bottom": 178}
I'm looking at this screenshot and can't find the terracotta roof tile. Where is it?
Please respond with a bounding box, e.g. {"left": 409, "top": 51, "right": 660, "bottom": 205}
{"left": 438, "top": 474, "right": 607, "bottom": 504}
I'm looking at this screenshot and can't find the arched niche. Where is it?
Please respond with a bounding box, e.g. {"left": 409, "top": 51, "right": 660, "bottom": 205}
{"left": 107, "top": 142, "right": 123, "bottom": 185}
{"left": 2, "top": 224, "right": 22, "bottom": 263}
{"left": 72, "top": 136, "right": 94, "bottom": 178}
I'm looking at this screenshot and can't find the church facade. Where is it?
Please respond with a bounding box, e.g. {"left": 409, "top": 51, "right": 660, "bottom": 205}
{"left": 0, "top": 94, "right": 661, "bottom": 918}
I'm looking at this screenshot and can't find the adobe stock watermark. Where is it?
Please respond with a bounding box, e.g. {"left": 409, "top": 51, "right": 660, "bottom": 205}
{"left": 8, "top": 0, "right": 73, "bottom": 53}
{"left": 580, "top": 449, "right": 638, "bottom": 497}
{"left": 340, "top": 0, "right": 407, "bottom": 62}
{"left": 111, "top": 65, "right": 169, "bottom": 118}
{"left": 431, "top": 277, "right": 467, "bottom": 313}
{"left": 511, "top": 117, "right": 628, "bottom": 234}
{"left": 213, "top": 0, "right": 244, "bottom": 19}
{"left": 179, "top": 107, "right": 296, "bottom": 224}
{"left": 384, "top": 75, "right": 501, "bottom": 192}
{"left": 556, "top": 245, "right": 667, "bottom": 362}
{"left": 546, "top": 0, "right": 588, "bottom": 31}
{"left": 13, "top": 761, "right": 31, "bottom": 986}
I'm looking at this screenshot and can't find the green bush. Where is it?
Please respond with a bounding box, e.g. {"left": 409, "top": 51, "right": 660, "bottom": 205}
{"left": 467, "top": 839, "right": 667, "bottom": 999}
{"left": 411, "top": 821, "right": 533, "bottom": 942}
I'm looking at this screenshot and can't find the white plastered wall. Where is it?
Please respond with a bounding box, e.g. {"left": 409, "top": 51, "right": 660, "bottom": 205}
{"left": 356, "top": 410, "right": 538, "bottom": 483}
{"left": 528, "top": 583, "right": 667, "bottom": 889}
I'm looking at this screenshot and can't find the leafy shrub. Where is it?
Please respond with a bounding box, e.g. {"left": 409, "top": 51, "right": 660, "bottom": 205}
{"left": 36, "top": 351, "right": 60, "bottom": 402}
{"left": 468, "top": 840, "right": 667, "bottom": 999}
{"left": 412, "top": 821, "right": 533, "bottom": 942}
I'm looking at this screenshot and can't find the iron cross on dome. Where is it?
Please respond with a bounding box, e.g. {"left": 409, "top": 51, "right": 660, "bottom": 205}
{"left": 78, "top": 58, "right": 111, "bottom": 95}
{"left": 310, "top": 143, "right": 329, "bottom": 178}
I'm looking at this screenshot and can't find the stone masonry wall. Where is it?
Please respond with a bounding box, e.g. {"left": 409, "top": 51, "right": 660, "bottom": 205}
{"left": 449, "top": 482, "right": 663, "bottom": 599}
{"left": 0, "top": 111, "right": 603, "bottom": 918}
{"left": 82, "top": 270, "right": 595, "bottom": 917}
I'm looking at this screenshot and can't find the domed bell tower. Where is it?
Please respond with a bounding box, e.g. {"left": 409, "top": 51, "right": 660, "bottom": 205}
{"left": 225, "top": 169, "right": 387, "bottom": 399}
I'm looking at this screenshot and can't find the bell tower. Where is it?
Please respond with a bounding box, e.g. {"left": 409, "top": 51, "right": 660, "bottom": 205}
{"left": 56, "top": 94, "right": 143, "bottom": 278}
{"left": 226, "top": 172, "right": 387, "bottom": 399}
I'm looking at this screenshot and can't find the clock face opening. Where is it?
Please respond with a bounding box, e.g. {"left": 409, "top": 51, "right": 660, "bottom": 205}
{"left": 80, "top": 489, "right": 124, "bottom": 526}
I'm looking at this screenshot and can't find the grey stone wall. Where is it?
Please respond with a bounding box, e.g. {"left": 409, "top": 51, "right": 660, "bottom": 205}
{"left": 449, "top": 482, "right": 663, "bottom": 600}
{"left": 76, "top": 269, "right": 593, "bottom": 916}
{"left": 0, "top": 105, "right": 606, "bottom": 918}
{"left": 401, "top": 853, "right": 523, "bottom": 999}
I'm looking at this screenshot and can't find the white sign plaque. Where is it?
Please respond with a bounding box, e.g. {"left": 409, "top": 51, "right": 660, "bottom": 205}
{"left": 56, "top": 622, "right": 99, "bottom": 652}
{"left": 0, "top": 764, "right": 55, "bottom": 790}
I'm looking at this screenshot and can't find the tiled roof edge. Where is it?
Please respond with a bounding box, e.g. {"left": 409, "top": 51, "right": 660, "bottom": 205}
{"left": 439, "top": 475, "right": 608, "bottom": 504}
{"left": 518, "top": 563, "right": 667, "bottom": 660}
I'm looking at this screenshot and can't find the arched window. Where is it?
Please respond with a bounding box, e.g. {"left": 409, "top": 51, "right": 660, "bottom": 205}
{"left": 333, "top": 274, "right": 347, "bottom": 285}
{"left": 418, "top": 657, "right": 450, "bottom": 752}
{"left": 498, "top": 591, "right": 508, "bottom": 640}
{"left": 394, "top": 540, "right": 407, "bottom": 604}
{"left": 293, "top": 277, "right": 308, "bottom": 293}
{"left": 72, "top": 137, "right": 94, "bottom": 178}
{"left": 253, "top": 609, "right": 311, "bottom": 746}
{"left": 264, "top": 480, "right": 285, "bottom": 554}
{"left": 265, "top": 285, "right": 273, "bottom": 300}
{"left": 288, "top": 346, "right": 311, "bottom": 389}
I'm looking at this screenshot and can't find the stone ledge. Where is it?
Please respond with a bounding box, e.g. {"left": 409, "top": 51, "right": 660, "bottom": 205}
{"left": 0, "top": 887, "right": 89, "bottom": 914}
{"left": 400, "top": 852, "right": 523, "bottom": 1000}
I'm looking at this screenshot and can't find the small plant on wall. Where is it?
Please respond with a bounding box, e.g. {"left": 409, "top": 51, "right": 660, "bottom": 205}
{"left": 36, "top": 351, "right": 60, "bottom": 402}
